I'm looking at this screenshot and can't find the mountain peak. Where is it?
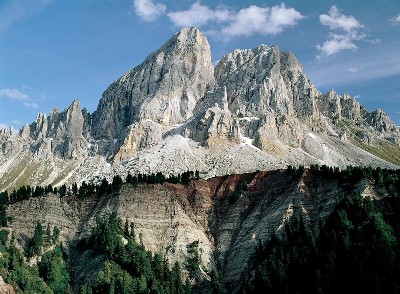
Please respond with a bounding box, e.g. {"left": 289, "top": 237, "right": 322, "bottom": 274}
{"left": 155, "top": 26, "right": 210, "bottom": 58}
{"left": 91, "top": 27, "right": 214, "bottom": 140}
{"left": 175, "top": 26, "right": 202, "bottom": 41}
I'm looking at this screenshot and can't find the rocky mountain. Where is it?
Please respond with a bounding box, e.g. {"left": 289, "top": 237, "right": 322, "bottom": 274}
{"left": 0, "top": 27, "right": 399, "bottom": 191}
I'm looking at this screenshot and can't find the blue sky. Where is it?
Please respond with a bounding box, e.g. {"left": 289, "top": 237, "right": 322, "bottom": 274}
{"left": 1, "top": 0, "right": 400, "bottom": 130}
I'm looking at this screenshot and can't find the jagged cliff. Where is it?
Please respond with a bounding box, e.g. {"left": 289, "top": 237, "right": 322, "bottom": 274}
{"left": 5, "top": 169, "right": 399, "bottom": 292}
{"left": 0, "top": 27, "right": 399, "bottom": 192}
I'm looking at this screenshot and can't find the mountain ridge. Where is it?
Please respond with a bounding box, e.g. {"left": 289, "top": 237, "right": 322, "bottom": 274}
{"left": 0, "top": 27, "right": 399, "bottom": 191}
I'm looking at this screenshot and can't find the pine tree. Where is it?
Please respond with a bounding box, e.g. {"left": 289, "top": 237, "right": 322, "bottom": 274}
{"left": 29, "top": 222, "right": 43, "bottom": 257}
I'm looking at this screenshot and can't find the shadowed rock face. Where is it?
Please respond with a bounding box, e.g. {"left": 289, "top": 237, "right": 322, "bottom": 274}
{"left": 6, "top": 170, "right": 398, "bottom": 291}
{"left": 0, "top": 27, "right": 399, "bottom": 192}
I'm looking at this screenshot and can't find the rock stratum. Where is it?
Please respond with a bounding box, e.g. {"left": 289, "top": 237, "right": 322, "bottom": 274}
{"left": 0, "top": 27, "right": 400, "bottom": 191}
{"left": 5, "top": 169, "right": 399, "bottom": 292}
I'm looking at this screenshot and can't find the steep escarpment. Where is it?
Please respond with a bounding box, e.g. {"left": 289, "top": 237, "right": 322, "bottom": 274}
{"left": 5, "top": 168, "right": 399, "bottom": 291}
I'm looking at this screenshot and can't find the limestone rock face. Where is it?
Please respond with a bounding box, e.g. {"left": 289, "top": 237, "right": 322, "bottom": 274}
{"left": 340, "top": 93, "right": 368, "bottom": 121}
{"left": 211, "top": 45, "right": 323, "bottom": 150}
{"left": 114, "top": 120, "right": 162, "bottom": 163}
{"left": 184, "top": 105, "right": 240, "bottom": 148}
{"left": 28, "top": 100, "right": 90, "bottom": 159}
{"left": 318, "top": 90, "right": 342, "bottom": 120}
{"left": 91, "top": 27, "right": 215, "bottom": 140}
{"left": 366, "top": 108, "right": 400, "bottom": 144}
{"left": 0, "top": 128, "right": 25, "bottom": 156}
{"left": 215, "top": 45, "right": 320, "bottom": 123}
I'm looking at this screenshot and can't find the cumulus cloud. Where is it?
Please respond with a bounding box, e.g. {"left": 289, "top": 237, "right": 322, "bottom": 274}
{"left": 320, "top": 6, "right": 363, "bottom": 32}
{"left": 0, "top": 88, "right": 28, "bottom": 100}
{"left": 317, "top": 34, "right": 357, "bottom": 57}
{"left": 168, "top": 2, "right": 303, "bottom": 39}
{"left": 221, "top": 4, "right": 303, "bottom": 38}
{"left": 133, "top": 0, "right": 166, "bottom": 22}
{"left": 167, "top": 1, "right": 229, "bottom": 27}
{"left": 317, "top": 6, "right": 365, "bottom": 58}
{"left": 390, "top": 14, "right": 400, "bottom": 25}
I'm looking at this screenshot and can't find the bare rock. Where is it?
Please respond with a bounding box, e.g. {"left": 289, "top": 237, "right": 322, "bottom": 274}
{"left": 91, "top": 27, "right": 215, "bottom": 141}
{"left": 114, "top": 120, "right": 162, "bottom": 163}
{"left": 366, "top": 108, "right": 400, "bottom": 144}
{"left": 0, "top": 276, "right": 15, "bottom": 294}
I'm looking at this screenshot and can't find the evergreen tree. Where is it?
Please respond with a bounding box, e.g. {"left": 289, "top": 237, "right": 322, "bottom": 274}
{"left": 59, "top": 184, "right": 67, "bottom": 197}
{"left": 39, "top": 245, "right": 70, "bottom": 293}
{"left": 28, "top": 222, "right": 43, "bottom": 257}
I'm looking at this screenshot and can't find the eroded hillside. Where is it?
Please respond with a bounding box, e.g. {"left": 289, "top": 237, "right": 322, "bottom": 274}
{"left": 4, "top": 167, "right": 399, "bottom": 292}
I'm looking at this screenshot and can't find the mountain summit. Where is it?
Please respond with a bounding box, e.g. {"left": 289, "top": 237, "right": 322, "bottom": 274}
{"left": 92, "top": 27, "right": 214, "bottom": 141}
{"left": 0, "top": 27, "right": 399, "bottom": 190}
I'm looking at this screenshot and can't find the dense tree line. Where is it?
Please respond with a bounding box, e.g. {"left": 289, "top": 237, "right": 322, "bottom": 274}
{"left": 0, "top": 170, "right": 201, "bottom": 227}
{"left": 287, "top": 164, "right": 400, "bottom": 187}
{"left": 240, "top": 193, "right": 400, "bottom": 293}
{"left": 79, "top": 212, "right": 192, "bottom": 294}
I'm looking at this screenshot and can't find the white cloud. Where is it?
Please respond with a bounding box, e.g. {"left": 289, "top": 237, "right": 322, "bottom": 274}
{"left": 168, "top": 2, "right": 230, "bottom": 27}
{"left": 219, "top": 6, "right": 271, "bottom": 37}
{"left": 224, "top": 3, "right": 304, "bottom": 38}
{"left": 390, "top": 14, "right": 400, "bottom": 25}
{"left": 168, "top": 3, "right": 303, "bottom": 39}
{"left": 320, "top": 6, "right": 363, "bottom": 32}
{"left": 24, "top": 102, "right": 39, "bottom": 109}
{"left": 317, "top": 6, "right": 365, "bottom": 58}
{"left": 133, "top": 0, "right": 166, "bottom": 22}
{"left": 0, "top": 88, "right": 28, "bottom": 100}
{"left": 167, "top": 2, "right": 213, "bottom": 27}
{"left": 317, "top": 34, "right": 357, "bottom": 57}
{"left": 0, "top": 123, "right": 9, "bottom": 130}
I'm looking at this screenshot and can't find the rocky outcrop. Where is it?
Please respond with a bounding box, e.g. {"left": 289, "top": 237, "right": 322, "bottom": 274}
{"left": 184, "top": 106, "right": 241, "bottom": 148}
{"left": 28, "top": 100, "right": 90, "bottom": 159}
{"left": 366, "top": 108, "right": 400, "bottom": 144}
{"left": 215, "top": 45, "right": 320, "bottom": 123}
{"left": 91, "top": 27, "right": 215, "bottom": 141}
{"left": 113, "top": 120, "right": 162, "bottom": 163}
{"left": 0, "top": 276, "right": 15, "bottom": 294}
